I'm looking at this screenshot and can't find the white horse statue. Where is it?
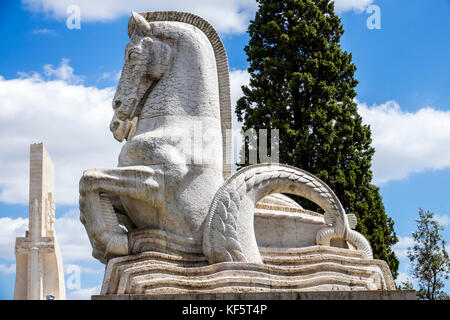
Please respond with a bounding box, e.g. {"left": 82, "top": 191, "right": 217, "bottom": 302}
{"left": 79, "top": 11, "right": 372, "bottom": 265}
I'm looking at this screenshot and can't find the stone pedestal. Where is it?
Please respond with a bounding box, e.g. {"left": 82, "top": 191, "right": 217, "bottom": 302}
{"left": 96, "top": 230, "right": 396, "bottom": 297}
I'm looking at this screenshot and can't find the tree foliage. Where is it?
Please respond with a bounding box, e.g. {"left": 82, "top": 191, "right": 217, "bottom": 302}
{"left": 236, "top": 0, "right": 399, "bottom": 276}
{"left": 407, "top": 209, "right": 450, "bottom": 300}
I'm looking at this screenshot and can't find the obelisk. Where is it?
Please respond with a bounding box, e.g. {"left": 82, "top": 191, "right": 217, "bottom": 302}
{"left": 14, "top": 143, "right": 66, "bottom": 300}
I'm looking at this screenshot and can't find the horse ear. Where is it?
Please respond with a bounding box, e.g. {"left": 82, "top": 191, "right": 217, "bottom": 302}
{"left": 130, "top": 11, "right": 151, "bottom": 36}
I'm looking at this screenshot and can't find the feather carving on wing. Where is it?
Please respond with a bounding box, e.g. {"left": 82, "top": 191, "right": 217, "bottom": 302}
{"left": 209, "top": 182, "right": 246, "bottom": 262}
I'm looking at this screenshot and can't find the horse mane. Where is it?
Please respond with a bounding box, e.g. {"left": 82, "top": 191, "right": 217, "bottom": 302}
{"left": 128, "top": 11, "right": 232, "bottom": 180}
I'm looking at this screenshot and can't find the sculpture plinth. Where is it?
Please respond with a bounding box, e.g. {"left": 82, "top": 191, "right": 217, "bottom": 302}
{"left": 79, "top": 11, "right": 402, "bottom": 300}
{"left": 98, "top": 247, "right": 394, "bottom": 296}
{"left": 97, "top": 193, "right": 395, "bottom": 296}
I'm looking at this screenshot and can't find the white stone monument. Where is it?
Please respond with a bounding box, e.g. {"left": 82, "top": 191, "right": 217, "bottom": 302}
{"left": 14, "top": 143, "right": 66, "bottom": 300}
{"left": 79, "top": 11, "right": 411, "bottom": 299}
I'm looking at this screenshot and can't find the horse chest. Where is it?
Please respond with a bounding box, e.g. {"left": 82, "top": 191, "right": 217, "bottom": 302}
{"left": 118, "top": 132, "right": 189, "bottom": 167}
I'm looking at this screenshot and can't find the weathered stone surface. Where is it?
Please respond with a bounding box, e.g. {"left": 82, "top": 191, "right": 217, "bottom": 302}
{"left": 14, "top": 143, "right": 65, "bottom": 300}
{"left": 98, "top": 246, "right": 395, "bottom": 296}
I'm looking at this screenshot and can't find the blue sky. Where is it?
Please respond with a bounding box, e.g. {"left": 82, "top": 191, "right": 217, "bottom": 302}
{"left": 0, "top": 0, "right": 449, "bottom": 299}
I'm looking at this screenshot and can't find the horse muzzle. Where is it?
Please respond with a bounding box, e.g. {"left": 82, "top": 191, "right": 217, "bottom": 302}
{"left": 110, "top": 114, "right": 138, "bottom": 142}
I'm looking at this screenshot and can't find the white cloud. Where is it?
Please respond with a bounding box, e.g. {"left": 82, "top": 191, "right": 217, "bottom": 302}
{"left": 79, "top": 266, "right": 103, "bottom": 274}
{"left": 66, "top": 285, "right": 101, "bottom": 300}
{"left": 434, "top": 214, "right": 450, "bottom": 227}
{"left": 64, "top": 264, "right": 103, "bottom": 275}
{"left": 229, "top": 69, "right": 250, "bottom": 168}
{"left": 333, "top": 0, "right": 374, "bottom": 13}
{"left": 395, "top": 272, "right": 416, "bottom": 288}
{"left": 23, "top": 0, "right": 258, "bottom": 34}
{"left": 392, "top": 236, "right": 415, "bottom": 260}
{"left": 230, "top": 69, "right": 250, "bottom": 132}
{"left": 358, "top": 101, "right": 450, "bottom": 185}
{"left": 23, "top": 0, "right": 374, "bottom": 34}
{"left": 0, "top": 59, "right": 121, "bottom": 205}
{"left": 55, "top": 210, "right": 96, "bottom": 262}
{"left": 98, "top": 70, "right": 121, "bottom": 83}
{"left": 43, "top": 58, "right": 84, "bottom": 84}
{"left": 0, "top": 217, "right": 28, "bottom": 260}
{"left": 0, "top": 210, "right": 94, "bottom": 262}
{"left": 32, "top": 28, "right": 55, "bottom": 35}
{"left": 0, "top": 264, "right": 16, "bottom": 275}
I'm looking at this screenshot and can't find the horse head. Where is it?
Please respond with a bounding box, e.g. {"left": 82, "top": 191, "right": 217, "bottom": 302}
{"left": 110, "top": 11, "right": 173, "bottom": 142}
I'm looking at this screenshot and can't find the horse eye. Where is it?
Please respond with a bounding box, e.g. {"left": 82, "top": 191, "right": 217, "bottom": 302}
{"left": 129, "top": 51, "right": 139, "bottom": 60}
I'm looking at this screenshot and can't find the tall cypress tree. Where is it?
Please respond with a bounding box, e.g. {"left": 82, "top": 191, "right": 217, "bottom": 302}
{"left": 236, "top": 0, "right": 399, "bottom": 277}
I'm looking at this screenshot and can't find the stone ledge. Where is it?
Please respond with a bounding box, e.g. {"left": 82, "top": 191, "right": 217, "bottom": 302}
{"left": 92, "top": 290, "right": 416, "bottom": 300}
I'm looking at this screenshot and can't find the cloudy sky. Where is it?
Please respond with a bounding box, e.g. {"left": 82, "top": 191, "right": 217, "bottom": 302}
{"left": 0, "top": 0, "right": 449, "bottom": 299}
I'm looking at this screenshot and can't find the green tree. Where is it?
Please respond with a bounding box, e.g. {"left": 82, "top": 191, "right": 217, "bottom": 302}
{"left": 236, "top": 0, "right": 399, "bottom": 276}
{"left": 407, "top": 209, "right": 450, "bottom": 300}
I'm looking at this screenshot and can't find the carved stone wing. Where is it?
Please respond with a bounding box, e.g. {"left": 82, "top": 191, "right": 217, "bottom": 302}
{"left": 203, "top": 164, "right": 373, "bottom": 264}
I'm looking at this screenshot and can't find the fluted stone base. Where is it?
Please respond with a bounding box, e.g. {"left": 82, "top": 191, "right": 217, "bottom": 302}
{"left": 98, "top": 242, "right": 397, "bottom": 297}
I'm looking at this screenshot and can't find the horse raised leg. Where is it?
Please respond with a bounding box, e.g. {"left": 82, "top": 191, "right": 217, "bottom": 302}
{"left": 79, "top": 166, "right": 164, "bottom": 263}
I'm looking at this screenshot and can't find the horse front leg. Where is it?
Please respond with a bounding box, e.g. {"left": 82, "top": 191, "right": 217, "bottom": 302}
{"left": 79, "top": 165, "right": 164, "bottom": 263}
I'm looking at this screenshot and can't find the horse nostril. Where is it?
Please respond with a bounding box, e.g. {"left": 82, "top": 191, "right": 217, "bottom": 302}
{"left": 114, "top": 100, "right": 122, "bottom": 109}
{"left": 110, "top": 120, "right": 120, "bottom": 131}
